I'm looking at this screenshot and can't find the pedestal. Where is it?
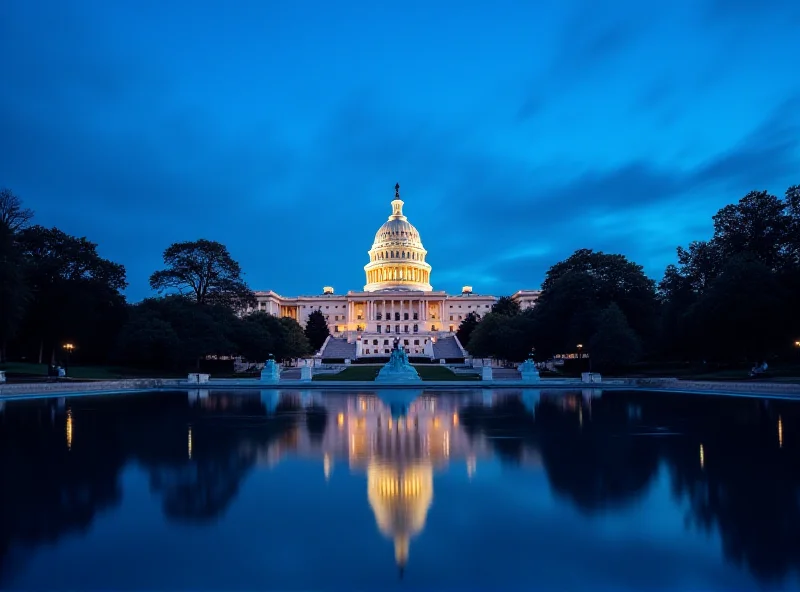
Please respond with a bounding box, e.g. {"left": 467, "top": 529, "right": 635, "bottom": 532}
{"left": 300, "top": 366, "right": 313, "bottom": 381}
{"left": 481, "top": 366, "right": 493, "bottom": 381}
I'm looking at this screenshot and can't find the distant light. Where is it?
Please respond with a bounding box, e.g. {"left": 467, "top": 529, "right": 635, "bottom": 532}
{"left": 699, "top": 443, "right": 705, "bottom": 469}
{"left": 337, "top": 413, "right": 344, "bottom": 427}
{"left": 323, "top": 286, "right": 334, "bottom": 294}
{"left": 66, "top": 409, "right": 73, "bottom": 450}
{"left": 188, "top": 426, "right": 193, "bottom": 460}
{"left": 778, "top": 416, "right": 783, "bottom": 448}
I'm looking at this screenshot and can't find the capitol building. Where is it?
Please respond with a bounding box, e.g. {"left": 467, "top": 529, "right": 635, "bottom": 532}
{"left": 248, "top": 185, "right": 540, "bottom": 360}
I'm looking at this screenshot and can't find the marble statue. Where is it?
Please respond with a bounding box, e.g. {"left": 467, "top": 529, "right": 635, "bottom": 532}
{"left": 260, "top": 355, "right": 281, "bottom": 384}
{"left": 376, "top": 340, "right": 422, "bottom": 383}
{"left": 519, "top": 357, "right": 540, "bottom": 383}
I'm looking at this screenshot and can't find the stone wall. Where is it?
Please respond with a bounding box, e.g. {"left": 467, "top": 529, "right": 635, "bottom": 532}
{"left": 0, "top": 379, "right": 184, "bottom": 397}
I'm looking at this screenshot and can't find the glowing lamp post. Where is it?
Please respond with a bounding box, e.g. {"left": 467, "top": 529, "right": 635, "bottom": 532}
{"left": 63, "top": 343, "right": 75, "bottom": 376}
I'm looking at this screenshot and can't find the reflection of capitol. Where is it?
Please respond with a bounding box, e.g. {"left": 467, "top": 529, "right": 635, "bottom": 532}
{"left": 184, "top": 388, "right": 600, "bottom": 573}
{"left": 251, "top": 389, "right": 491, "bottom": 572}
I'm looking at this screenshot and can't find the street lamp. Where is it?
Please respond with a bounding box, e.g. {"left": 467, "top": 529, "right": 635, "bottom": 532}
{"left": 62, "top": 343, "right": 75, "bottom": 376}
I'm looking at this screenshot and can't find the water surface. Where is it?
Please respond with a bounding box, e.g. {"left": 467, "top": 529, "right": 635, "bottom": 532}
{"left": 1, "top": 388, "right": 799, "bottom": 590}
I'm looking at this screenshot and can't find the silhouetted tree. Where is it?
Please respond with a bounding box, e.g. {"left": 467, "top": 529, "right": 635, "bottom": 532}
{"left": 0, "top": 188, "right": 34, "bottom": 232}
{"left": 540, "top": 249, "right": 659, "bottom": 345}
{"left": 588, "top": 303, "right": 642, "bottom": 371}
{"left": 149, "top": 239, "right": 255, "bottom": 309}
{"left": 304, "top": 310, "right": 330, "bottom": 352}
{"left": 0, "top": 224, "right": 28, "bottom": 362}
{"left": 16, "top": 226, "right": 127, "bottom": 364}
{"left": 491, "top": 295, "right": 520, "bottom": 316}
{"left": 456, "top": 311, "right": 480, "bottom": 349}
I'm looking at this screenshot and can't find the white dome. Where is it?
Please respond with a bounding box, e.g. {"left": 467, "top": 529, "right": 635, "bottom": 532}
{"left": 364, "top": 185, "right": 433, "bottom": 292}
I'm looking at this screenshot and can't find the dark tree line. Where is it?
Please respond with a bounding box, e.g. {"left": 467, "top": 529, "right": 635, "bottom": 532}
{"left": 0, "top": 189, "right": 311, "bottom": 371}
{"left": 462, "top": 184, "right": 800, "bottom": 371}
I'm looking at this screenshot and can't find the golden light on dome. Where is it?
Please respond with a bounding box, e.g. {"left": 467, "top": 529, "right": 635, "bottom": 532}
{"left": 66, "top": 408, "right": 73, "bottom": 451}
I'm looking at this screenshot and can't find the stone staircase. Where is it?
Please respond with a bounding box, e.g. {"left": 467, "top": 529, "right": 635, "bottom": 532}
{"left": 320, "top": 338, "right": 357, "bottom": 360}
{"left": 432, "top": 336, "right": 464, "bottom": 360}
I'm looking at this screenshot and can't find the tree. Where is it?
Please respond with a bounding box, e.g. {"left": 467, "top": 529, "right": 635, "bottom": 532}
{"left": 114, "top": 309, "right": 181, "bottom": 370}
{"left": 16, "top": 226, "right": 128, "bottom": 364}
{"left": 304, "top": 310, "right": 330, "bottom": 353}
{"left": 467, "top": 312, "right": 534, "bottom": 362}
{"left": 710, "top": 190, "right": 790, "bottom": 271}
{"left": 686, "top": 255, "right": 785, "bottom": 362}
{"left": 0, "top": 188, "right": 34, "bottom": 232}
{"left": 588, "top": 303, "right": 642, "bottom": 371}
{"left": 660, "top": 184, "right": 800, "bottom": 361}
{"left": 456, "top": 311, "right": 481, "bottom": 349}
{"left": 149, "top": 239, "right": 255, "bottom": 309}
{"left": 131, "top": 296, "right": 236, "bottom": 370}
{"left": 540, "top": 249, "right": 659, "bottom": 345}
{"left": 491, "top": 296, "right": 520, "bottom": 316}
{"left": 234, "top": 312, "right": 310, "bottom": 363}
{"left": 278, "top": 317, "right": 311, "bottom": 361}
{"left": 0, "top": 224, "right": 28, "bottom": 361}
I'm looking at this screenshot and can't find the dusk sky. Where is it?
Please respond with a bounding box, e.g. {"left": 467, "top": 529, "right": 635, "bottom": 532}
{"left": 1, "top": 0, "right": 799, "bottom": 301}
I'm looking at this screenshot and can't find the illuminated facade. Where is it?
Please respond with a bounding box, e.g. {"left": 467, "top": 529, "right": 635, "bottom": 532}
{"left": 247, "top": 184, "right": 540, "bottom": 358}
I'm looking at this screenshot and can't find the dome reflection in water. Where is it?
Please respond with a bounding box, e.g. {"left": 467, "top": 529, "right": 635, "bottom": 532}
{"left": 1, "top": 388, "right": 799, "bottom": 590}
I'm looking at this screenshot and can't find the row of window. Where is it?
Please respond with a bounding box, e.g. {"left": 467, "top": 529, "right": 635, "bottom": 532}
{"left": 373, "top": 325, "right": 421, "bottom": 333}
{"left": 375, "top": 313, "right": 418, "bottom": 321}
{"left": 367, "top": 339, "right": 426, "bottom": 346}
{"left": 364, "top": 348, "right": 423, "bottom": 355}
{"left": 372, "top": 250, "right": 423, "bottom": 261}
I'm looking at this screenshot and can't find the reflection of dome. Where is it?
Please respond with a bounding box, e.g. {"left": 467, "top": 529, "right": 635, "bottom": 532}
{"left": 367, "top": 461, "right": 433, "bottom": 573}
{"left": 364, "top": 184, "right": 433, "bottom": 292}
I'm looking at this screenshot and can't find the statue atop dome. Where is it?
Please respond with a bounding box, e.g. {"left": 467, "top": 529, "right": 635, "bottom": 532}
{"left": 395, "top": 182, "right": 400, "bottom": 199}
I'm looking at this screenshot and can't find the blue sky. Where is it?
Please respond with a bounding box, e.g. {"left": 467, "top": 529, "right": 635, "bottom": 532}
{"left": 1, "top": 0, "right": 798, "bottom": 301}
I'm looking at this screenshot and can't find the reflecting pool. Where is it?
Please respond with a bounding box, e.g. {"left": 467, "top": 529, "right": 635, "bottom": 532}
{"left": 1, "top": 388, "right": 799, "bottom": 590}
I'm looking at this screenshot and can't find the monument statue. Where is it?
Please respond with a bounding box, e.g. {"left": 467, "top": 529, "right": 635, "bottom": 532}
{"left": 518, "top": 355, "right": 540, "bottom": 383}
{"left": 376, "top": 339, "right": 422, "bottom": 383}
{"left": 260, "top": 354, "right": 281, "bottom": 384}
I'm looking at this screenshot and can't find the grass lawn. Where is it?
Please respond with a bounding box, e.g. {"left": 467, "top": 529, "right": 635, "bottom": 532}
{"left": 312, "top": 364, "right": 479, "bottom": 381}
{"left": 0, "top": 362, "right": 184, "bottom": 380}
